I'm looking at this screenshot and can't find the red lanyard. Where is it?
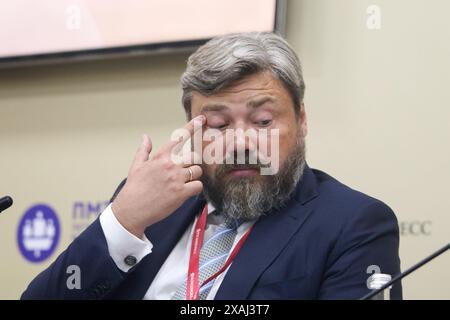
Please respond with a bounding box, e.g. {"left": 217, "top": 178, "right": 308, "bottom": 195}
{"left": 186, "top": 205, "right": 253, "bottom": 300}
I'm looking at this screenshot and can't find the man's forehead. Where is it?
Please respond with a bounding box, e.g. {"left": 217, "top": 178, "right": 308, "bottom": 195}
{"left": 191, "top": 72, "right": 287, "bottom": 108}
{"left": 220, "top": 71, "right": 277, "bottom": 93}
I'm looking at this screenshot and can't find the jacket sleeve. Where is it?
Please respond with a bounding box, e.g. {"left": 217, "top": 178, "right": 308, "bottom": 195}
{"left": 21, "top": 179, "right": 129, "bottom": 300}
{"left": 318, "top": 200, "right": 402, "bottom": 300}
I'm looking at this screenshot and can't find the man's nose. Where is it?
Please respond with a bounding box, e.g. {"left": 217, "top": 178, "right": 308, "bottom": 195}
{"left": 226, "top": 124, "right": 258, "bottom": 158}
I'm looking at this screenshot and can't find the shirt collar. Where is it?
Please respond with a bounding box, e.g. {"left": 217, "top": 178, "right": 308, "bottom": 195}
{"left": 207, "top": 202, "right": 216, "bottom": 215}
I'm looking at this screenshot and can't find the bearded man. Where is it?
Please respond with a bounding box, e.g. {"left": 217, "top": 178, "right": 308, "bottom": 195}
{"left": 22, "top": 32, "right": 402, "bottom": 300}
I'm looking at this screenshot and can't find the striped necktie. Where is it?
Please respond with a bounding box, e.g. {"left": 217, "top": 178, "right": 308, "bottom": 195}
{"left": 172, "top": 214, "right": 240, "bottom": 300}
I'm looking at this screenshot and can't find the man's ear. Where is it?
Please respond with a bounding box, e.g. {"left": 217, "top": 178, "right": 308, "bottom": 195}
{"left": 299, "top": 103, "right": 308, "bottom": 137}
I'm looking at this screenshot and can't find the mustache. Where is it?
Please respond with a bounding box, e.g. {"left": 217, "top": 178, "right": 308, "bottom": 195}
{"left": 215, "top": 152, "right": 271, "bottom": 175}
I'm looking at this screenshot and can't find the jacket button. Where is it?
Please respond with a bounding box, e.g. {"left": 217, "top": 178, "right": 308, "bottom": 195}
{"left": 124, "top": 255, "right": 137, "bottom": 266}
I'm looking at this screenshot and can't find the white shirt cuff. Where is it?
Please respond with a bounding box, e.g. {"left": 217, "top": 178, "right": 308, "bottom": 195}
{"left": 99, "top": 203, "right": 153, "bottom": 272}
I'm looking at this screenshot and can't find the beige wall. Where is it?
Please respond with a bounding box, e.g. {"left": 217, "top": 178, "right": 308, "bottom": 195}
{"left": 0, "top": 0, "right": 449, "bottom": 299}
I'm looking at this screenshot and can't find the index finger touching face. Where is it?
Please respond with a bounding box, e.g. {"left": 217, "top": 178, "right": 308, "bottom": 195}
{"left": 165, "top": 115, "right": 206, "bottom": 152}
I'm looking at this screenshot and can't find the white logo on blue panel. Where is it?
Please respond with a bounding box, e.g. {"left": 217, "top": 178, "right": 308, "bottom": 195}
{"left": 17, "top": 204, "right": 60, "bottom": 263}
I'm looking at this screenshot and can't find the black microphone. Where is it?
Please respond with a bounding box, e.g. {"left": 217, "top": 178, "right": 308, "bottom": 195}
{"left": 0, "top": 196, "right": 13, "bottom": 213}
{"left": 360, "top": 242, "right": 450, "bottom": 300}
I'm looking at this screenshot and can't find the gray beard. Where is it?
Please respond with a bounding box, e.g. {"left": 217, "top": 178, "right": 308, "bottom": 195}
{"left": 201, "top": 135, "right": 306, "bottom": 222}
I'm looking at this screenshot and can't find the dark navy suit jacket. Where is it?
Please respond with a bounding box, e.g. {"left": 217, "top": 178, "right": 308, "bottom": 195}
{"left": 21, "top": 166, "right": 402, "bottom": 299}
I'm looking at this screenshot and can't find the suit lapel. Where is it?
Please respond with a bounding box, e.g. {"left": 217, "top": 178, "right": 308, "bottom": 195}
{"left": 214, "top": 200, "right": 312, "bottom": 299}
{"left": 214, "top": 165, "right": 318, "bottom": 300}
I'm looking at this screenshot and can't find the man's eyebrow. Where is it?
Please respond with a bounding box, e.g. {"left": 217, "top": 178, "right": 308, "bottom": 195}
{"left": 247, "top": 96, "right": 276, "bottom": 109}
{"left": 200, "top": 103, "right": 230, "bottom": 114}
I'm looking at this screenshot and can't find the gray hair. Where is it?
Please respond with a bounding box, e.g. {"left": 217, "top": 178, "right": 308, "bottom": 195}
{"left": 181, "top": 32, "right": 306, "bottom": 119}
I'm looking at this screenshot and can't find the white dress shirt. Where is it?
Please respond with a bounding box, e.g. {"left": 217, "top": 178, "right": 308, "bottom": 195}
{"left": 99, "top": 203, "right": 255, "bottom": 300}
